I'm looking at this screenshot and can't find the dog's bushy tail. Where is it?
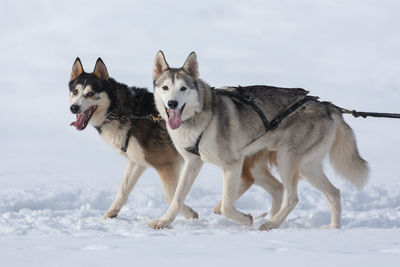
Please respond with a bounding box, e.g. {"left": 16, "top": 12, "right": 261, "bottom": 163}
{"left": 330, "top": 114, "right": 369, "bottom": 189}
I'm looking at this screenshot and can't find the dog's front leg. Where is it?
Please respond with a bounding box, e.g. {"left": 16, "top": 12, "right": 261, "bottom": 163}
{"left": 103, "top": 160, "right": 145, "bottom": 219}
{"left": 220, "top": 158, "right": 253, "bottom": 226}
{"left": 148, "top": 155, "right": 203, "bottom": 229}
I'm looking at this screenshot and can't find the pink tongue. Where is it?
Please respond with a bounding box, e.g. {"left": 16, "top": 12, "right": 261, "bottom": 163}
{"left": 70, "top": 113, "right": 87, "bottom": 130}
{"left": 168, "top": 109, "right": 182, "bottom": 129}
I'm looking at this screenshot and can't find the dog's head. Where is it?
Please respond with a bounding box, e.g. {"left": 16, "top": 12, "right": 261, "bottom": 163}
{"left": 153, "top": 51, "right": 201, "bottom": 130}
{"left": 69, "top": 58, "right": 111, "bottom": 130}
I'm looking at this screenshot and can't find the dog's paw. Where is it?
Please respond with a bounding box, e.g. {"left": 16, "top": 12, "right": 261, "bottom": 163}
{"left": 259, "top": 220, "right": 279, "bottom": 231}
{"left": 191, "top": 210, "right": 199, "bottom": 220}
{"left": 244, "top": 213, "right": 253, "bottom": 226}
{"left": 323, "top": 224, "right": 340, "bottom": 230}
{"left": 213, "top": 203, "right": 222, "bottom": 215}
{"left": 147, "top": 219, "right": 172, "bottom": 229}
{"left": 102, "top": 210, "right": 118, "bottom": 219}
{"left": 181, "top": 206, "right": 199, "bottom": 220}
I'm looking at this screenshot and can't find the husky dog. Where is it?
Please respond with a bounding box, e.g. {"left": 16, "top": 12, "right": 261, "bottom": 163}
{"left": 150, "top": 51, "right": 369, "bottom": 230}
{"left": 68, "top": 58, "right": 283, "bottom": 222}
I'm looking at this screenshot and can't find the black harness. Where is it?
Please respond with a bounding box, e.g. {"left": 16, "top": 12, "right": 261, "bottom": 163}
{"left": 103, "top": 112, "right": 162, "bottom": 152}
{"left": 184, "top": 89, "right": 318, "bottom": 156}
{"left": 103, "top": 88, "right": 400, "bottom": 156}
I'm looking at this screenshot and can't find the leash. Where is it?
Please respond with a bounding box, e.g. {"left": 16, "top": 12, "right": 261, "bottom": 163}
{"left": 106, "top": 113, "right": 162, "bottom": 123}
{"left": 339, "top": 107, "right": 400, "bottom": 119}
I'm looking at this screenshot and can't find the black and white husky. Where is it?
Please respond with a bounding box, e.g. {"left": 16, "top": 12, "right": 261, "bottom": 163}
{"left": 68, "top": 58, "right": 198, "bottom": 220}
{"left": 150, "top": 51, "right": 369, "bottom": 230}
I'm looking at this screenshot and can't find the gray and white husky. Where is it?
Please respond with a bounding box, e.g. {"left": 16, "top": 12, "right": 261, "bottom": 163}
{"left": 150, "top": 51, "right": 369, "bottom": 230}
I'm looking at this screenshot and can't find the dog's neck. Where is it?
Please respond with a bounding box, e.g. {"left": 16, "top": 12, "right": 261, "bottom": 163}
{"left": 91, "top": 79, "right": 154, "bottom": 131}
{"left": 183, "top": 79, "right": 213, "bottom": 128}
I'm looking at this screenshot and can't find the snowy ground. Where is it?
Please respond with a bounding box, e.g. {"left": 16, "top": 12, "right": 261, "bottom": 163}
{"left": 1, "top": 0, "right": 400, "bottom": 266}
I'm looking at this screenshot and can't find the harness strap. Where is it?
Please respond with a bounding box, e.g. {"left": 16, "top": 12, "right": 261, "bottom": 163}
{"left": 242, "top": 95, "right": 318, "bottom": 148}
{"left": 103, "top": 113, "right": 162, "bottom": 152}
{"left": 183, "top": 87, "right": 400, "bottom": 156}
{"left": 267, "top": 96, "right": 319, "bottom": 131}
{"left": 213, "top": 89, "right": 271, "bottom": 130}
{"left": 121, "top": 126, "right": 134, "bottom": 153}
{"left": 184, "top": 89, "right": 318, "bottom": 156}
{"left": 185, "top": 132, "right": 203, "bottom": 156}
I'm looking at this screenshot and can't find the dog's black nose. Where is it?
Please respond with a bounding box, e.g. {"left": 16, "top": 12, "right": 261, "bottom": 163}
{"left": 168, "top": 100, "right": 179, "bottom": 109}
{"left": 70, "top": 104, "right": 80, "bottom": 114}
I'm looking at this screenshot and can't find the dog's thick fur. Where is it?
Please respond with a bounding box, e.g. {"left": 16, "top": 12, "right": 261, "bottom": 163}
{"left": 68, "top": 58, "right": 283, "bottom": 221}
{"left": 150, "top": 51, "right": 369, "bottom": 230}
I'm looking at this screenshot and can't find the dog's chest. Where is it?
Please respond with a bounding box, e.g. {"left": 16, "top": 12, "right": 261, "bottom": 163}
{"left": 99, "top": 123, "right": 150, "bottom": 166}
{"left": 168, "top": 125, "right": 222, "bottom": 164}
{"left": 198, "top": 135, "right": 222, "bottom": 165}
{"left": 168, "top": 126, "right": 201, "bottom": 150}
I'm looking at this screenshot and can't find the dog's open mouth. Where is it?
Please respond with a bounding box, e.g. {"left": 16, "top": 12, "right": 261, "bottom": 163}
{"left": 70, "top": 105, "right": 97, "bottom": 131}
{"left": 166, "top": 104, "right": 185, "bottom": 130}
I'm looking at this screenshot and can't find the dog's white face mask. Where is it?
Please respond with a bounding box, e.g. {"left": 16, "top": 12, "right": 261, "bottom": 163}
{"left": 153, "top": 51, "right": 200, "bottom": 130}
{"left": 68, "top": 58, "right": 111, "bottom": 130}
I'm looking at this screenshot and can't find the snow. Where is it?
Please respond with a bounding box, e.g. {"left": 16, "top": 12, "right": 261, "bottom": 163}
{"left": 1, "top": 0, "right": 400, "bottom": 266}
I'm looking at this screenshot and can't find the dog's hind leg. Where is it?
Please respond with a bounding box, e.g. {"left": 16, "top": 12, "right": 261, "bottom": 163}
{"left": 259, "top": 153, "right": 299, "bottom": 230}
{"left": 251, "top": 160, "right": 283, "bottom": 217}
{"left": 213, "top": 161, "right": 254, "bottom": 215}
{"left": 157, "top": 165, "right": 199, "bottom": 220}
{"left": 301, "top": 161, "right": 341, "bottom": 229}
{"left": 220, "top": 158, "right": 253, "bottom": 226}
{"left": 214, "top": 151, "right": 283, "bottom": 217}
{"left": 103, "top": 160, "right": 145, "bottom": 219}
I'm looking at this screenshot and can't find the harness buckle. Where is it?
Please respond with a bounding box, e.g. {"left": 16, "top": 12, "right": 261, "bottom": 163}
{"left": 152, "top": 115, "right": 163, "bottom": 122}
{"left": 244, "top": 96, "right": 253, "bottom": 102}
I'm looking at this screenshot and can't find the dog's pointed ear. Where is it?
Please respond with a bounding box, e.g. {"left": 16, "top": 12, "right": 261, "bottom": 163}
{"left": 153, "top": 50, "right": 169, "bottom": 79}
{"left": 182, "top": 52, "right": 199, "bottom": 79}
{"left": 70, "top": 57, "right": 84, "bottom": 81}
{"left": 93, "top": 58, "right": 109, "bottom": 80}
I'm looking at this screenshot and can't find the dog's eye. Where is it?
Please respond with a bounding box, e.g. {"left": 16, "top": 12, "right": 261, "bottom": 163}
{"left": 87, "top": 92, "right": 95, "bottom": 97}
{"left": 180, "top": 87, "right": 187, "bottom": 91}
{"left": 162, "top": 86, "right": 169, "bottom": 91}
{"left": 72, "top": 89, "right": 78, "bottom": 95}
